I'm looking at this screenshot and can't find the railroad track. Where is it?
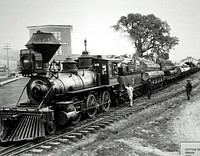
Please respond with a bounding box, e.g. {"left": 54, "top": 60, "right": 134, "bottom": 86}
{"left": 0, "top": 87, "right": 196, "bottom": 155}
{"left": 1, "top": 73, "right": 200, "bottom": 155}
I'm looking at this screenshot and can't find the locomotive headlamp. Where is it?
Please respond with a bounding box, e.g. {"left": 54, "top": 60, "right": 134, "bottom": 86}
{"left": 22, "top": 56, "right": 32, "bottom": 70}
{"left": 20, "top": 49, "right": 45, "bottom": 75}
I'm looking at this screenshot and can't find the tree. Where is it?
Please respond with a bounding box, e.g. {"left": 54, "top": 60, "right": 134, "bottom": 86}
{"left": 158, "top": 52, "right": 169, "bottom": 59}
{"left": 113, "top": 13, "right": 179, "bottom": 58}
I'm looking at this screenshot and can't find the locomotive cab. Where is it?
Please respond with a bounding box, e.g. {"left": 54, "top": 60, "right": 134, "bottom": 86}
{"left": 93, "top": 58, "right": 122, "bottom": 86}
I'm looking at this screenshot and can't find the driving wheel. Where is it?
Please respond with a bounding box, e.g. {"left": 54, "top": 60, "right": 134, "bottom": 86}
{"left": 86, "top": 94, "right": 97, "bottom": 118}
{"left": 101, "top": 91, "right": 110, "bottom": 112}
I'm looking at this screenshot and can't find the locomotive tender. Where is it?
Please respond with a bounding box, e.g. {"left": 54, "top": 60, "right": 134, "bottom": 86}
{"left": 0, "top": 31, "right": 197, "bottom": 143}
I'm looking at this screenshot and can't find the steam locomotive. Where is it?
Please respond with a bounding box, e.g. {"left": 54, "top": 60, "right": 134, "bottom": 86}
{"left": 0, "top": 31, "right": 198, "bottom": 143}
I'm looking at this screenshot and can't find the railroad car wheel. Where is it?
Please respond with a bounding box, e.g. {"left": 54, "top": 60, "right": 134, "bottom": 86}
{"left": 45, "top": 120, "right": 56, "bottom": 135}
{"left": 101, "top": 91, "right": 111, "bottom": 112}
{"left": 71, "top": 97, "right": 82, "bottom": 125}
{"left": 86, "top": 94, "right": 97, "bottom": 118}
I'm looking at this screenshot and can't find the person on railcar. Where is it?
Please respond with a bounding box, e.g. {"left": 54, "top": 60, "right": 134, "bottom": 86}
{"left": 124, "top": 83, "right": 134, "bottom": 107}
{"left": 185, "top": 79, "right": 192, "bottom": 100}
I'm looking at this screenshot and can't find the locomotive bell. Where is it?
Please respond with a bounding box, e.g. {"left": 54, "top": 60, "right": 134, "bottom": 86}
{"left": 25, "top": 31, "right": 61, "bottom": 63}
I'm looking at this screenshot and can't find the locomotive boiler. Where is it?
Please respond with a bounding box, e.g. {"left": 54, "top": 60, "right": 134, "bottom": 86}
{"left": 27, "top": 64, "right": 97, "bottom": 104}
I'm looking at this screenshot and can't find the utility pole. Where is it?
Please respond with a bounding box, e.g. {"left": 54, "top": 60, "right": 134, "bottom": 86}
{"left": 3, "top": 43, "right": 11, "bottom": 77}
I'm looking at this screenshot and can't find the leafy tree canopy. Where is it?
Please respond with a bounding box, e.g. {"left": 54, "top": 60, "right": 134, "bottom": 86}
{"left": 113, "top": 13, "right": 179, "bottom": 59}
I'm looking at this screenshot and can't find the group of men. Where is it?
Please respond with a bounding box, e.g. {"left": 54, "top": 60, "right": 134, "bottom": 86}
{"left": 124, "top": 79, "right": 192, "bottom": 107}
{"left": 124, "top": 79, "right": 152, "bottom": 107}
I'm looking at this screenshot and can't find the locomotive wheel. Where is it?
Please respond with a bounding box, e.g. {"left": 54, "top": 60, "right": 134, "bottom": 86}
{"left": 101, "top": 91, "right": 111, "bottom": 112}
{"left": 86, "top": 94, "right": 97, "bottom": 118}
{"left": 71, "top": 97, "right": 82, "bottom": 125}
{"left": 45, "top": 120, "right": 56, "bottom": 135}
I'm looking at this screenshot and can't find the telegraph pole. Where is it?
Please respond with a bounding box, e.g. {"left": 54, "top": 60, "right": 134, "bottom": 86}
{"left": 3, "top": 43, "right": 11, "bottom": 77}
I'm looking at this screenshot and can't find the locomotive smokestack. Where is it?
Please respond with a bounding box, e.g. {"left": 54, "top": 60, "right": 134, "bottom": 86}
{"left": 25, "top": 31, "right": 61, "bottom": 63}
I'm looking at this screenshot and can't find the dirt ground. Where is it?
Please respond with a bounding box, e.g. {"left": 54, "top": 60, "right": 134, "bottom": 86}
{"left": 48, "top": 72, "right": 200, "bottom": 156}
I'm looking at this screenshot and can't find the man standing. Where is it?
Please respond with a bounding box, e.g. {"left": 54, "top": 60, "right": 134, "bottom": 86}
{"left": 186, "top": 79, "right": 192, "bottom": 100}
{"left": 146, "top": 79, "right": 152, "bottom": 99}
{"left": 125, "top": 83, "right": 134, "bottom": 107}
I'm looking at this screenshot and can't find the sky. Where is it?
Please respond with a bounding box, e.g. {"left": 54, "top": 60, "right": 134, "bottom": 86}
{"left": 0, "top": 0, "right": 200, "bottom": 62}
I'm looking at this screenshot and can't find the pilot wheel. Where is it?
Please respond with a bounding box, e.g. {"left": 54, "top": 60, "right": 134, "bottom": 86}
{"left": 45, "top": 120, "right": 56, "bottom": 135}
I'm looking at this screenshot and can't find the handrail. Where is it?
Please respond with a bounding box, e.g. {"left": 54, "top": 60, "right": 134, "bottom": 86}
{"left": 38, "top": 85, "right": 53, "bottom": 109}
{"left": 16, "top": 84, "right": 28, "bottom": 107}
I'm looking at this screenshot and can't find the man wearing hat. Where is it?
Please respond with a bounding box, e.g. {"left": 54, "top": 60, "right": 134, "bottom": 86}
{"left": 185, "top": 79, "right": 192, "bottom": 100}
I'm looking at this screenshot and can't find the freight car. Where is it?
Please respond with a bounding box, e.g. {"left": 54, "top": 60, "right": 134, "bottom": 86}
{"left": 0, "top": 31, "right": 198, "bottom": 143}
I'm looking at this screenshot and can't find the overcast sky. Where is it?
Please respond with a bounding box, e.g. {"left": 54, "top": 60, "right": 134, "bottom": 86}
{"left": 0, "top": 0, "right": 200, "bottom": 62}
